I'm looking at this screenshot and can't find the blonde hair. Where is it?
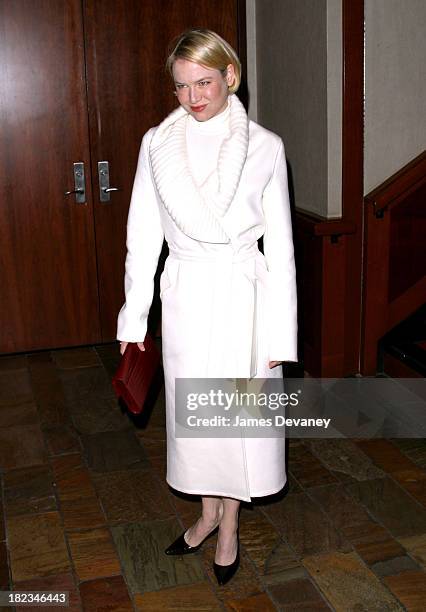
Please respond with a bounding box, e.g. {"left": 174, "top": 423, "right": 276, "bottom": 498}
{"left": 166, "top": 28, "right": 241, "bottom": 94}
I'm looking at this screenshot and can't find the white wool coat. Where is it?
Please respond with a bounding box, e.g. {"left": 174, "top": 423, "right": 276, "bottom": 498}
{"left": 117, "top": 95, "right": 298, "bottom": 501}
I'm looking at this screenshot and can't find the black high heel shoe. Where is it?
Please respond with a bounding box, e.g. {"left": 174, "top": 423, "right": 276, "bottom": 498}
{"left": 164, "top": 524, "right": 219, "bottom": 556}
{"left": 213, "top": 531, "right": 240, "bottom": 585}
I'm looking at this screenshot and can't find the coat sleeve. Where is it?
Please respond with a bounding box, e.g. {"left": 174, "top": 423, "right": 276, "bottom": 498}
{"left": 117, "top": 128, "right": 164, "bottom": 342}
{"left": 262, "top": 138, "right": 298, "bottom": 363}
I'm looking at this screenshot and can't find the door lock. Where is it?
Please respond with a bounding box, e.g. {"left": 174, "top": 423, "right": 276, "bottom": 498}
{"left": 65, "top": 162, "right": 86, "bottom": 203}
{"left": 98, "top": 161, "right": 121, "bottom": 202}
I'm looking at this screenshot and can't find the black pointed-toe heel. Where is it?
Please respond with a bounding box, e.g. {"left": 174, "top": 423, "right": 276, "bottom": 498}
{"left": 213, "top": 536, "right": 240, "bottom": 585}
{"left": 164, "top": 525, "right": 218, "bottom": 556}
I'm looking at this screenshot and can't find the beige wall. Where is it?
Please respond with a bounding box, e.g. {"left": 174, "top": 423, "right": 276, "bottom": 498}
{"left": 252, "top": 0, "right": 342, "bottom": 218}
{"left": 249, "top": 0, "right": 426, "bottom": 210}
{"left": 246, "top": 0, "right": 258, "bottom": 121}
{"left": 364, "top": 0, "right": 426, "bottom": 194}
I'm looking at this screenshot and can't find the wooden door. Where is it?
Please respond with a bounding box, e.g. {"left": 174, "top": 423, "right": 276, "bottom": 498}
{"left": 0, "top": 0, "right": 245, "bottom": 353}
{"left": 0, "top": 0, "right": 100, "bottom": 353}
{"left": 83, "top": 0, "right": 243, "bottom": 340}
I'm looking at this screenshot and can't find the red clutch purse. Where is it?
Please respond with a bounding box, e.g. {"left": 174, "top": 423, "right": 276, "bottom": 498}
{"left": 112, "top": 335, "right": 161, "bottom": 414}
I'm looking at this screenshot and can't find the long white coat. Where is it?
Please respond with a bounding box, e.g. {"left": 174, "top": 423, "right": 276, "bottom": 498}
{"left": 117, "top": 95, "right": 298, "bottom": 502}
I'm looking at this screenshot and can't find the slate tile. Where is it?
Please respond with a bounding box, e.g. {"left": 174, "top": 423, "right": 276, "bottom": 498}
{"left": 306, "top": 439, "right": 385, "bottom": 483}
{"left": 0, "top": 424, "right": 47, "bottom": 470}
{"left": 261, "top": 492, "right": 351, "bottom": 557}
{"left": 51, "top": 454, "right": 104, "bottom": 530}
{"left": 135, "top": 424, "right": 167, "bottom": 442}
{"left": 134, "top": 581, "right": 221, "bottom": 611}
{"left": 8, "top": 512, "right": 70, "bottom": 581}
{"left": 225, "top": 592, "right": 277, "bottom": 611}
{"left": 95, "top": 344, "right": 122, "bottom": 379}
{"left": 267, "top": 577, "right": 329, "bottom": 610}
{"left": 68, "top": 396, "right": 129, "bottom": 435}
{"left": 346, "top": 477, "right": 426, "bottom": 538}
{"left": 111, "top": 518, "right": 204, "bottom": 594}
{"left": 98, "top": 359, "right": 121, "bottom": 379}
{"left": 0, "top": 368, "right": 33, "bottom": 408}
{"left": 370, "top": 554, "right": 420, "bottom": 577}
{"left": 391, "top": 467, "right": 426, "bottom": 507}
{"left": 303, "top": 551, "right": 403, "bottom": 611}
{"left": 343, "top": 522, "right": 406, "bottom": 566}
{"left": 93, "top": 469, "right": 174, "bottom": 524}
{"left": 82, "top": 431, "right": 149, "bottom": 473}
{"left": 51, "top": 454, "right": 96, "bottom": 500}
{"left": 0, "top": 402, "right": 39, "bottom": 429}
{"left": 354, "top": 439, "right": 417, "bottom": 473}
{"left": 59, "top": 367, "right": 115, "bottom": 403}
{"left": 3, "top": 465, "right": 56, "bottom": 516}
{"left": 397, "top": 533, "right": 426, "bottom": 569}
{"left": 383, "top": 569, "right": 426, "bottom": 611}
{"left": 67, "top": 527, "right": 121, "bottom": 581}
{"left": 393, "top": 439, "right": 426, "bottom": 470}
{"left": 289, "top": 444, "right": 338, "bottom": 488}
{"left": 95, "top": 343, "right": 121, "bottom": 362}
{"left": 287, "top": 472, "right": 303, "bottom": 494}
{"left": 28, "top": 354, "right": 69, "bottom": 426}
{"left": 13, "top": 572, "right": 80, "bottom": 612}
{"left": 52, "top": 347, "right": 101, "bottom": 369}
{"left": 309, "top": 483, "right": 371, "bottom": 531}
{"left": 0, "top": 355, "right": 27, "bottom": 371}
{"left": 169, "top": 490, "right": 202, "bottom": 524}
{"left": 61, "top": 496, "right": 106, "bottom": 531}
{"left": 79, "top": 575, "right": 133, "bottom": 611}
{"left": 138, "top": 437, "right": 167, "bottom": 461}
{"left": 43, "top": 425, "right": 80, "bottom": 456}
{"left": 239, "top": 509, "right": 300, "bottom": 584}
{"left": 149, "top": 454, "right": 167, "bottom": 479}
{"left": 307, "top": 482, "right": 405, "bottom": 564}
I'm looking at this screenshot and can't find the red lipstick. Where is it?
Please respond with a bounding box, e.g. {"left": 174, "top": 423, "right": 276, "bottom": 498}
{"left": 190, "top": 105, "right": 207, "bottom": 112}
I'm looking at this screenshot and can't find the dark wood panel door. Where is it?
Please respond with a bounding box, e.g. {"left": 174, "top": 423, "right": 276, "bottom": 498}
{"left": 0, "top": 0, "right": 101, "bottom": 352}
{"left": 83, "top": 0, "right": 242, "bottom": 340}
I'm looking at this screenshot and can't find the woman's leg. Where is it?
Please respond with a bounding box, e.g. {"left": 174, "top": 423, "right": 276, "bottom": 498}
{"left": 184, "top": 495, "right": 224, "bottom": 546}
{"left": 215, "top": 497, "right": 240, "bottom": 564}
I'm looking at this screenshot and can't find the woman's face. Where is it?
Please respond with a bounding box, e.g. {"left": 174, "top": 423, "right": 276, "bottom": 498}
{"left": 172, "top": 58, "right": 235, "bottom": 122}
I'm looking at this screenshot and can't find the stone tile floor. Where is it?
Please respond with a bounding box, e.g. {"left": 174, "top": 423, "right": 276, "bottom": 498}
{"left": 1, "top": 344, "right": 426, "bottom": 611}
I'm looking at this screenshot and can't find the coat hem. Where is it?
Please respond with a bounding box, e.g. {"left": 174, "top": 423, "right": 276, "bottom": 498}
{"left": 166, "top": 478, "right": 287, "bottom": 503}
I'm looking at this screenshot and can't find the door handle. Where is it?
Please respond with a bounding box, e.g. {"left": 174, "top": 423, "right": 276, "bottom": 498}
{"left": 64, "top": 162, "right": 86, "bottom": 203}
{"left": 98, "top": 161, "right": 121, "bottom": 202}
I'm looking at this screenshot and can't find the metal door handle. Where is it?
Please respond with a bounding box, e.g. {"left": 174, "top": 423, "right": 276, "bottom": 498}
{"left": 98, "top": 161, "right": 120, "bottom": 202}
{"left": 65, "top": 188, "right": 84, "bottom": 195}
{"left": 65, "top": 163, "right": 86, "bottom": 203}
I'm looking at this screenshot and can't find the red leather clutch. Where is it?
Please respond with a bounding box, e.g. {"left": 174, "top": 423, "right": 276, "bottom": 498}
{"left": 112, "top": 335, "right": 161, "bottom": 414}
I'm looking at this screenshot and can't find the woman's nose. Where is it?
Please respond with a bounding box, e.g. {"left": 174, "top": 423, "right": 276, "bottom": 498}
{"left": 189, "top": 85, "right": 201, "bottom": 104}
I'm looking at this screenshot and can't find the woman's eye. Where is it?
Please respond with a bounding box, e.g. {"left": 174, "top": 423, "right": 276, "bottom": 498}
{"left": 199, "top": 81, "right": 210, "bottom": 87}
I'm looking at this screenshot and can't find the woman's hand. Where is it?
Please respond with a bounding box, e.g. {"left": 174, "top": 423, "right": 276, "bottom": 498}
{"left": 119, "top": 341, "right": 145, "bottom": 355}
{"left": 269, "top": 361, "right": 283, "bottom": 369}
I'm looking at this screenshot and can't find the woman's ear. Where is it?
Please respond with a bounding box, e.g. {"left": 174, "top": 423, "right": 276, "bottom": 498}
{"left": 225, "top": 63, "right": 236, "bottom": 88}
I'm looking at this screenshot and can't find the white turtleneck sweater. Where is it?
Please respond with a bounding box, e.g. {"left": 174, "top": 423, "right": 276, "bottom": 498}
{"left": 185, "top": 98, "right": 231, "bottom": 187}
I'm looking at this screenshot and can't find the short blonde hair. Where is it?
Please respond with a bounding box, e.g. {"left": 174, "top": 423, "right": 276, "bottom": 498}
{"left": 166, "top": 28, "right": 241, "bottom": 94}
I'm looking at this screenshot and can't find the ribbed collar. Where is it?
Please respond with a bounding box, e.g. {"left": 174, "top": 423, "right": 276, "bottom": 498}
{"left": 149, "top": 94, "right": 249, "bottom": 244}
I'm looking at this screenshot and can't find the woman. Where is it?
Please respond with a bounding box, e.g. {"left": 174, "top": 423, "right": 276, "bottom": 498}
{"left": 117, "top": 28, "right": 298, "bottom": 585}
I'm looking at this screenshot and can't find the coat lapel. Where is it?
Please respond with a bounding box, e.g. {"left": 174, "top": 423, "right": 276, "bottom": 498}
{"left": 149, "top": 94, "right": 249, "bottom": 243}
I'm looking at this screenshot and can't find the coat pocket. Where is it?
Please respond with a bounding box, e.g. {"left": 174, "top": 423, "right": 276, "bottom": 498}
{"left": 160, "top": 258, "right": 179, "bottom": 300}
